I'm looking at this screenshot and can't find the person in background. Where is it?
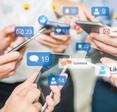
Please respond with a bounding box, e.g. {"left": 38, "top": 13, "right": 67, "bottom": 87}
{"left": 54, "top": 0, "right": 117, "bottom": 112}
{"left": 0, "top": 0, "right": 74, "bottom": 112}
{"left": 0, "top": 25, "right": 23, "bottom": 80}
{"left": 0, "top": 26, "right": 63, "bottom": 112}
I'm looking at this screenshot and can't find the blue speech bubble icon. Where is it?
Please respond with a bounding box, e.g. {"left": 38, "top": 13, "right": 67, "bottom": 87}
{"left": 27, "top": 52, "right": 52, "bottom": 67}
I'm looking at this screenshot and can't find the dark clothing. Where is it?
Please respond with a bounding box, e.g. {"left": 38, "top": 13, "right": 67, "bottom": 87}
{"left": 92, "top": 79, "right": 117, "bottom": 112}
{"left": 0, "top": 70, "right": 74, "bottom": 112}
{"left": 0, "top": 82, "right": 21, "bottom": 108}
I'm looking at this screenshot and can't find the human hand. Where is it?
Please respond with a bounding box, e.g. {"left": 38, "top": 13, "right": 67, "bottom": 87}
{"left": 37, "top": 33, "right": 70, "bottom": 53}
{"left": 53, "top": 0, "right": 94, "bottom": 21}
{"left": 44, "top": 73, "right": 68, "bottom": 112}
{"left": 101, "top": 57, "right": 117, "bottom": 87}
{"left": 0, "top": 25, "right": 15, "bottom": 53}
{"left": 0, "top": 52, "right": 22, "bottom": 80}
{"left": 1, "top": 74, "right": 41, "bottom": 112}
{"left": 88, "top": 33, "right": 117, "bottom": 56}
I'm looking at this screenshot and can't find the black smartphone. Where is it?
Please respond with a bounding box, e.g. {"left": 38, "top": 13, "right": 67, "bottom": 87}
{"left": 34, "top": 53, "right": 70, "bottom": 111}
{"left": 86, "top": 48, "right": 117, "bottom": 64}
{"left": 75, "top": 20, "right": 104, "bottom": 33}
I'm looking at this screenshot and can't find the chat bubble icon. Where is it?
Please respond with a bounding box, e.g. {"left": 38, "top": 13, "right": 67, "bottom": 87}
{"left": 29, "top": 55, "right": 39, "bottom": 62}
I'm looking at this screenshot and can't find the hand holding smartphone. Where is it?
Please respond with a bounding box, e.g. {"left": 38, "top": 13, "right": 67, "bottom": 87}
{"left": 8, "top": 21, "right": 70, "bottom": 53}
{"left": 34, "top": 54, "right": 70, "bottom": 112}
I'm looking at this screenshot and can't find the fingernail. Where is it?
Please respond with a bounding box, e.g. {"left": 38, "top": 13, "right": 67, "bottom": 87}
{"left": 101, "top": 57, "right": 108, "bottom": 62}
{"left": 33, "top": 84, "right": 37, "bottom": 87}
{"left": 12, "top": 52, "right": 20, "bottom": 57}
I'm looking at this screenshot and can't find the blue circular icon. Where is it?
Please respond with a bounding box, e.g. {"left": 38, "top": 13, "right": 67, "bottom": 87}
{"left": 38, "top": 15, "right": 48, "bottom": 26}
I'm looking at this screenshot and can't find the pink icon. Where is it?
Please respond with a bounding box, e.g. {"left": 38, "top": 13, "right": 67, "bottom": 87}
{"left": 103, "top": 27, "right": 110, "bottom": 35}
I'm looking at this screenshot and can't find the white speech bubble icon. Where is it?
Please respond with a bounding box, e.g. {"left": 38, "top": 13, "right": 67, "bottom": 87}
{"left": 29, "top": 55, "right": 39, "bottom": 62}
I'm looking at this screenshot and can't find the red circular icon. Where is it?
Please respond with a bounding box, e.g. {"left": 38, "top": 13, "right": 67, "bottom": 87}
{"left": 74, "top": 25, "right": 80, "bottom": 31}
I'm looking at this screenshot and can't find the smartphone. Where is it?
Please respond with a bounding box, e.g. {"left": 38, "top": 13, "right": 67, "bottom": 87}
{"left": 86, "top": 48, "right": 117, "bottom": 64}
{"left": 34, "top": 53, "right": 70, "bottom": 111}
{"left": 9, "top": 21, "right": 70, "bottom": 53}
{"left": 42, "top": 21, "right": 70, "bottom": 35}
{"left": 8, "top": 28, "right": 46, "bottom": 52}
{"left": 75, "top": 20, "right": 104, "bottom": 33}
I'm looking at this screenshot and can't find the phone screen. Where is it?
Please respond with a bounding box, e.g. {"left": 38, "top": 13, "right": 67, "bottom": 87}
{"left": 35, "top": 54, "right": 70, "bottom": 106}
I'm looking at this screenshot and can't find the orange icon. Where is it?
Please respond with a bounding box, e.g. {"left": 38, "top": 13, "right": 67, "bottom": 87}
{"left": 60, "top": 59, "right": 72, "bottom": 66}
{"left": 24, "top": 2, "right": 30, "bottom": 10}
{"left": 52, "top": 2, "right": 57, "bottom": 11}
{"left": 114, "top": 13, "right": 117, "bottom": 21}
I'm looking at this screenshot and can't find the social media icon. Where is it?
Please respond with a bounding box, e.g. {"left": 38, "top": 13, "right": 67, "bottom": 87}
{"left": 24, "top": 2, "right": 30, "bottom": 10}
{"left": 102, "top": 26, "right": 111, "bottom": 35}
{"left": 91, "top": 7, "right": 109, "bottom": 16}
{"left": 27, "top": 52, "right": 52, "bottom": 67}
{"left": 99, "top": 66, "right": 106, "bottom": 75}
{"left": 74, "top": 24, "right": 80, "bottom": 31}
{"left": 29, "top": 55, "right": 39, "bottom": 62}
{"left": 95, "top": 65, "right": 110, "bottom": 77}
{"left": 63, "top": 7, "right": 78, "bottom": 16}
{"left": 38, "top": 15, "right": 48, "bottom": 26}
{"left": 76, "top": 42, "right": 91, "bottom": 52}
{"left": 52, "top": 2, "right": 57, "bottom": 11}
{"left": 48, "top": 75, "right": 67, "bottom": 86}
{"left": 54, "top": 26, "right": 70, "bottom": 35}
{"left": 15, "top": 26, "right": 34, "bottom": 38}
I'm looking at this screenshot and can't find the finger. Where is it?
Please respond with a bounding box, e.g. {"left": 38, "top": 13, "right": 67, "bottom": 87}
{"left": 0, "top": 52, "right": 20, "bottom": 65}
{"left": 101, "top": 57, "right": 117, "bottom": 64}
{"left": 18, "top": 84, "right": 37, "bottom": 96}
{"left": 45, "top": 96, "right": 55, "bottom": 112}
{"left": 33, "top": 102, "right": 42, "bottom": 111}
{"left": 3, "top": 25, "right": 15, "bottom": 35}
{"left": 50, "top": 32, "right": 70, "bottom": 41}
{"left": 50, "top": 86, "right": 61, "bottom": 105}
{"left": 51, "top": 38, "right": 70, "bottom": 53}
{"left": 50, "top": 44, "right": 67, "bottom": 53}
{"left": 5, "top": 37, "right": 25, "bottom": 53}
{"left": 24, "top": 74, "right": 38, "bottom": 84}
{"left": 10, "top": 37, "right": 25, "bottom": 48}
{"left": 0, "top": 71, "right": 15, "bottom": 80}
{"left": 90, "top": 33, "right": 117, "bottom": 47}
{"left": 13, "top": 74, "right": 38, "bottom": 94}
{"left": 28, "top": 105, "right": 40, "bottom": 112}
{"left": 58, "top": 16, "right": 72, "bottom": 25}
{"left": 38, "top": 34, "right": 64, "bottom": 44}
{"left": 25, "top": 86, "right": 40, "bottom": 103}
{"left": 78, "top": 9, "right": 87, "bottom": 21}
{"left": 82, "top": 4, "right": 94, "bottom": 21}
{"left": 92, "top": 39, "right": 117, "bottom": 56}
{"left": 0, "top": 61, "right": 17, "bottom": 74}
{"left": 39, "top": 39, "right": 59, "bottom": 48}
